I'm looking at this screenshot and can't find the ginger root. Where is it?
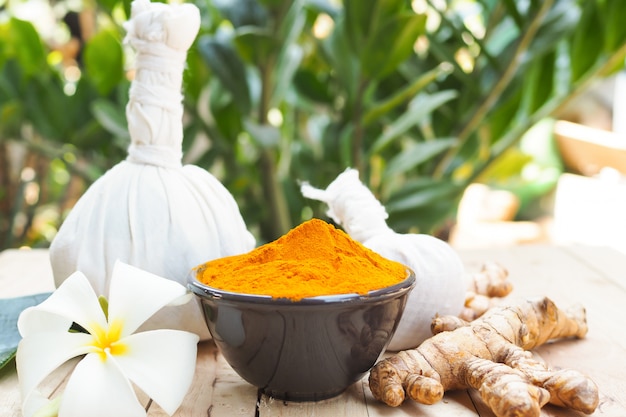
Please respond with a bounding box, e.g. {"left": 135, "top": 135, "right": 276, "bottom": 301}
{"left": 461, "top": 261, "right": 513, "bottom": 321}
{"left": 369, "top": 297, "right": 599, "bottom": 417}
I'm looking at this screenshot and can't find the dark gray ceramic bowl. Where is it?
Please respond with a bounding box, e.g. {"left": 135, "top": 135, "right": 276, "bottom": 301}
{"left": 188, "top": 267, "right": 415, "bottom": 402}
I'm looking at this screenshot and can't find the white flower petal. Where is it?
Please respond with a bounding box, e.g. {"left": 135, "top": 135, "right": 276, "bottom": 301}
{"left": 167, "top": 292, "right": 194, "bottom": 306}
{"left": 22, "top": 390, "right": 53, "bottom": 417}
{"left": 114, "top": 329, "right": 199, "bottom": 415}
{"left": 18, "top": 272, "right": 107, "bottom": 338}
{"left": 59, "top": 352, "right": 146, "bottom": 417}
{"left": 17, "top": 331, "right": 93, "bottom": 416}
{"left": 30, "top": 394, "right": 61, "bottom": 417}
{"left": 107, "top": 261, "right": 191, "bottom": 335}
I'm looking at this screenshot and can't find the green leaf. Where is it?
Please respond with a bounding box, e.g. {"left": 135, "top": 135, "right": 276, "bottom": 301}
{"left": 83, "top": 30, "right": 124, "bottom": 96}
{"left": 478, "top": 147, "right": 533, "bottom": 183}
{"left": 0, "top": 292, "right": 52, "bottom": 370}
{"left": 98, "top": 0, "right": 120, "bottom": 13}
{"left": 233, "top": 27, "right": 280, "bottom": 66}
{"left": 0, "top": 60, "right": 20, "bottom": 97}
{"left": 489, "top": 89, "right": 522, "bottom": 143}
{"left": 68, "top": 77, "right": 120, "bottom": 149}
{"left": 500, "top": 0, "right": 523, "bottom": 29}
{"left": 569, "top": 1, "right": 603, "bottom": 82}
{"left": 427, "top": 36, "right": 479, "bottom": 90}
{"left": 0, "top": 99, "right": 23, "bottom": 135}
{"left": 384, "top": 138, "right": 456, "bottom": 178}
{"left": 277, "top": 0, "right": 307, "bottom": 48}
{"left": 213, "top": 0, "right": 268, "bottom": 28}
{"left": 198, "top": 34, "right": 251, "bottom": 114}
{"left": 272, "top": 44, "right": 303, "bottom": 106}
{"left": 526, "top": 0, "right": 580, "bottom": 60}
{"left": 4, "top": 18, "right": 47, "bottom": 77}
{"left": 525, "top": 52, "right": 555, "bottom": 114}
{"left": 293, "top": 69, "right": 333, "bottom": 103}
{"left": 370, "top": 90, "right": 457, "bottom": 154}
{"left": 483, "top": 16, "right": 519, "bottom": 58}
{"left": 210, "top": 82, "right": 244, "bottom": 141}
{"left": 603, "top": 0, "right": 626, "bottom": 52}
{"left": 91, "top": 99, "right": 129, "bottom": 139}
{"left": 385, "top": 179, "right": 463, "bottom": 233}
{"left": 361, "top": 12, "right": 426, "bottom": 80}
{"left": 386, "top": 178, "right": 461, "bottom": 211}
{"left": 344, "top": 0, "right": 404, "bottom": 52}
{"left": 272, "top": 0, "right": 307, "bottom": 105}
{"left": 321, "top": 17, "right": 359, "bottom": 101}
{"left": 123, "top": 0, "right": 132, "bottom": 20}
{"left": 244, "top": 119, "right": 281, "bottom": 148}
{"left": 343, "top": 0, "right": 372, "bottom": 50}
{"left": 23, "top": 76, "right": 68, "bottom": 141}
{"left": 363, "top": 63, "right": 452, "bottom": 125}
{"left": 184, "top": 47, "right": 211, "bottom": 103}
{"left": 338, "top": 124, "right": 355, "bottom": 167}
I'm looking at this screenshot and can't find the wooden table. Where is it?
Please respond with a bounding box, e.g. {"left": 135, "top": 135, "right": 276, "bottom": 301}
{"left": 1, "top": 245, "right": 625, "bottom": 417}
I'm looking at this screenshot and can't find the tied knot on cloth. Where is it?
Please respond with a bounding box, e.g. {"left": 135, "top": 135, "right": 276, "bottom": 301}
{"left": 123, "top": 0, "right": 201, "bottom": 168}
{"left": 300, "top": 168, "right": 392, "bottom": 242}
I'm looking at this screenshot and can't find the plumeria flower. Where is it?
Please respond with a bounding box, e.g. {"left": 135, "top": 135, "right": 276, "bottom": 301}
{"left": 16, "top": 261, "right": 200, "bottom": 417}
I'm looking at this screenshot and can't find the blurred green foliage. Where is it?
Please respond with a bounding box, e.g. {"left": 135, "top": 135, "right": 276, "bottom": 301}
{"left": 1, "top": 0, "right": 625, "bottom": 249}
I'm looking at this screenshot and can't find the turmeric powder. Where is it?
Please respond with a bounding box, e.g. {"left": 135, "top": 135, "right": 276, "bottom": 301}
{"left": 196, "top": 218, "right": 408, "bottom": 300}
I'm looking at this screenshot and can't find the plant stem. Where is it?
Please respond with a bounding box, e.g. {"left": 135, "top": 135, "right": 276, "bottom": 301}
{"left": 433, "top": 0, "right": 554, "bottom": 179}
{"left": 258, "top": 63, "right": 290, "bottom": 240}
{"left": 363, "top": 63, "right": 452, "bottom": 127}
{"left": 352, "top": 78, "right": 369, "bottom": 171}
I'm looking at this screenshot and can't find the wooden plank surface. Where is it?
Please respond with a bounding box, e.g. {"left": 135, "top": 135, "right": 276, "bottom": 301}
{"left": 0, "top": 249, "right": 55, "bottom": 298}
{"left": 1, "top": 245, "right": 625, "bottom": 417}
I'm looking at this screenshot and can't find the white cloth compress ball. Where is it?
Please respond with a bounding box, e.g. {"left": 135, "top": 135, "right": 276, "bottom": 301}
{"left": 301, "top": 169, "right": 467, "bottom": 351}
{"left": 49, "top": 0, "right": 255, "bottom": 340}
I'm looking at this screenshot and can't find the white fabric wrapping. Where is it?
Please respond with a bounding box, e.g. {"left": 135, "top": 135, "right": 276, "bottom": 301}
{"left": 49, "top": 0, "right": 255, "bottom": 339}
{"left": 301, "top": 169, "right": 467, "bottom": 350}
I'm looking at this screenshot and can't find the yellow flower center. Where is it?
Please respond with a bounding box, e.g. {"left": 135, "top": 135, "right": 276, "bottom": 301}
{"left": 89, "top": 319, "right": 127, "bottom": 360}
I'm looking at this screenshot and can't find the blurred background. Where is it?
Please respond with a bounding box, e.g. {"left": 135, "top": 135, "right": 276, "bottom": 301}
{"left": 1, "top": 0, "right": 626, "bottom": 252}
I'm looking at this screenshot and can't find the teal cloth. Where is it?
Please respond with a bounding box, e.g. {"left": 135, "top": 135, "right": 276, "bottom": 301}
{"left": 0, "top": 293, "right": 51, "bottom": 369}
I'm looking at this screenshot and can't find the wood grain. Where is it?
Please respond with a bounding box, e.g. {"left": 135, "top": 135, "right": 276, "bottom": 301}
{"left": 1, "top": 245, "right": 625, "bottom": 417}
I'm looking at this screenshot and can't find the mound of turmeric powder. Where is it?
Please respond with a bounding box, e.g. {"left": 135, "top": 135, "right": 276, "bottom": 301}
{"left": 196, "top": 218, "right": 409, "bottom": 300}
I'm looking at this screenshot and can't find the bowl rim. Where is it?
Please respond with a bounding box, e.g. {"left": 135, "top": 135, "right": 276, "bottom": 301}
{"left": 188, "top": 267, "right": 415, "bottom": 306}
